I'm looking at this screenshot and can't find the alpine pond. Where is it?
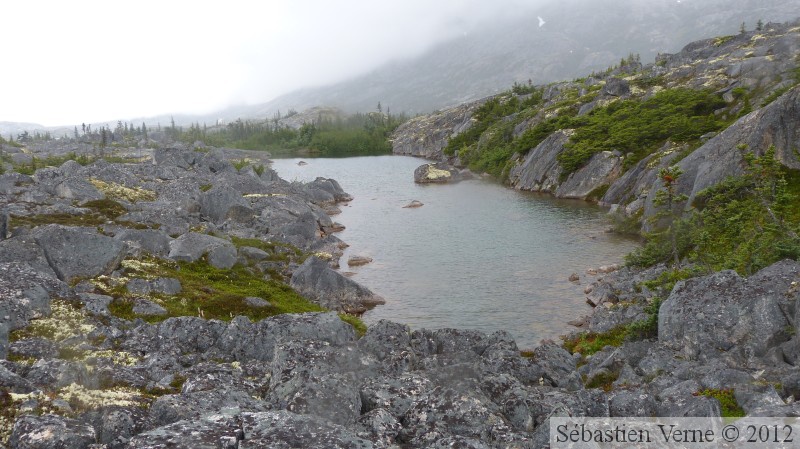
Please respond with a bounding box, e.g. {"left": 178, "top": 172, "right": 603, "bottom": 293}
{"left": 272, "top": 155, "right": 638, "bottom": 348}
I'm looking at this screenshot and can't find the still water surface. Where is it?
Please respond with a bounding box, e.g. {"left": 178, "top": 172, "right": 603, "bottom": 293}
{"left": 272, "top": 155, "right": 638, "bottom": 348}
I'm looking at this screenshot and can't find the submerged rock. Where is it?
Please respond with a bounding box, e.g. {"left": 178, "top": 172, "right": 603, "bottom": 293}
{"left": 348, "top": 255, "right": 373, "bottom": 267}
{"left": 403, "top": 200, "right": 424, "bottom": 208}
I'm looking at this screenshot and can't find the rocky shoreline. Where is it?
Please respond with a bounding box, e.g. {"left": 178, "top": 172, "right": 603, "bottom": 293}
{"left": 0, "top": 144, "right": 798, "bottom": 448}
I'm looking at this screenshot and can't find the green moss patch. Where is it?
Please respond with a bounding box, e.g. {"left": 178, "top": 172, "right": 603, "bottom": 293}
{"left": 10, "top": 198, "right": 156, "bottom": 231}
{"left": 562, "top": 325, "right": 629, "bottom": 356}
{"left": 96, "top": 257, "right": 325, "bottom": 323}
{"left": 695, "top": 389, "right": 745, "bottom": 417}
{"left": 585, "top": 369, "right": 620, "bottom": 392}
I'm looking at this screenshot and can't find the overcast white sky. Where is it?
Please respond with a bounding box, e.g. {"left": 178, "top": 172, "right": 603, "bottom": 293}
{"left": 1, "top": 0, "right": 546, "bottom": 126}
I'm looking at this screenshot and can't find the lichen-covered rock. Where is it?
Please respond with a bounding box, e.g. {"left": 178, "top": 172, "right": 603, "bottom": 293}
{"left": 126, "top": 410, "right": 244, "bottom": 449}
{"left": 241, "top": 410, "right": 375, "bottom": 448}
{"left": 399, "top": 385, "right": 513, "bottom": 444}
{"left": 413, "top": 163, "right": 459, "bottom": 184}
{"left": 149, "top": 388, "right": 269, "bottom": 427}
{"left": 214, "top": 312, "right": 356, "bottom": 363}
{"left": 290, "top": 257, "right": 385, "bottom": 313}
{"left": 0, "top": 262, "right": 68, "bottom": 331}
{"left": 9, "top": 414, "right": 96, "bottom": 449}
{"left": 267, "top": 340, "right": 365, "bottom": 424}
{"left": 32, "top": 225, "right": 127, "bottom": 282}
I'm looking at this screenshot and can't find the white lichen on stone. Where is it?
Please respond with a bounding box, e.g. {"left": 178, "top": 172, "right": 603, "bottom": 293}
{"left": 121, "top": 259, "right": 161, "bottom": 272}
{"left": 58, "top": 383, "right": 144, "bottom": 409}
{"left": 89, "top": 178, "right": 157, "bottom": 202}
{"left": 16, "top": 299, "right": 94, "bottom": 342}
{"left": 82, "top": 349, "right": 140, "bottom": 366}
{"left": 243, "top": 193, "right": 285, "bottom": 198}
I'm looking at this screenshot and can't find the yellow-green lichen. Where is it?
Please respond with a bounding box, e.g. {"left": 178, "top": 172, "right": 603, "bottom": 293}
{"left": 89, "top": 178, "right": 156, "bottom": 202}
{"left": 11, "top": 300, "right": 94, "bottom": 342}
{"left": 425, "top": 165, "right": 451, "bottom": 180}
{"left": 58, "top": 383, "right": 145, "bottom": 410}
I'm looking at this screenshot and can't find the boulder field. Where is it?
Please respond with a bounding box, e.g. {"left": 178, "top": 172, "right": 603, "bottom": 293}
{"left": 0, "top": 146, "right": 799, "bottom": 448}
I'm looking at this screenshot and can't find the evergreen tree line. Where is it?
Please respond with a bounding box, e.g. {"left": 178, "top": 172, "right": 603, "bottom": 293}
{"left": 175, "top": 108, "right": 409, "bottom": 157}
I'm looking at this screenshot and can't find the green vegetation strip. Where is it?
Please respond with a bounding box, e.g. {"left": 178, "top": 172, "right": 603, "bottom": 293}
{"left": 101, "top": 257, "right": 324, "bottom": 323}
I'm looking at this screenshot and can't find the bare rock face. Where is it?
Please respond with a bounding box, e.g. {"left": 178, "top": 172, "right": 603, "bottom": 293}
{"left": 290, "top": 257, "right": 385, "bottom": 314}
{"left": 508, "top": 130, "right": 570, "bottom": 193}
{"left": 659, "top": 260, "right": 799, "bottom": 363}
{"left": 393, "top": 101, "right": 484, "bottom": 160}
{"left": 554, "top": 151, "right": 623, "bottom": 199}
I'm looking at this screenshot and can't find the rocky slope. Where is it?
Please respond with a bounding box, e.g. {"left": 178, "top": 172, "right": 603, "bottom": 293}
{"left": 392, "top": 20, "right": 800, "bottom": 227}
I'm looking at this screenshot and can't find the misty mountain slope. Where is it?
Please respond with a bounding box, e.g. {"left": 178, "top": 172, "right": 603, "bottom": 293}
{"left": 392, "top": 18, "right": 800, "bottom": 230}
{"left": 229, "top": 0, "right": 800, "bottom": 119}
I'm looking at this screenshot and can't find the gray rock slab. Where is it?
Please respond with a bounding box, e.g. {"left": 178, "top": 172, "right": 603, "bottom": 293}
{"left": 208, "top": 244, "right": 237, "bottom": 269}
{"left": 115, "top": 228, "right": 172, "bottom": 257}
{"left": 168, "top": 232, "right": 232, "bottom": 262}
{"left": 244, "top": 296, "right": 270, "bottom": 308}
{"left": 126, "top": 410, "right": 243, "bottom": 449}
{"left": 55, "top": 177, "right": 104, "bottom": 201}
{"left": 132, "top": 298, "right": 168, "bottom": 317}
{"left": 33, "top": 224, "right": 127, "bottom": 282}
{"left": 240, "top": 410, "right": 375, "bottom": 448}
{"left": 215, "top": 312, "right": 356, "bottom": 363}
{"left": 149, "top": 389, "right": 269, "bottom": 428}
{"left": 659, "top": 262, "right": 797, "bottom": 362}
{"left": 199, "top": 185, "right": 249, "bottom": 223}
{"left": 0, "top": 236, "right": 59, "bottom": 278}
{"left": 239, "top": 246, "right": 268, "bottom": 261}
{"left": 0, "top": 322, "right": 7, "bottom": 360}
{"left": 0, "top": 363, "right": 36, "bottom": 393}
{"left": 290, "top": 256, "right": 385, "bottom": 313}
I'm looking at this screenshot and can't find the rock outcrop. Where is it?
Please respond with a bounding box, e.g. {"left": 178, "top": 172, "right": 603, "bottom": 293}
{"left": 413, "top": 163, "right": 460, "bottom": 184}
{"left": 290, "top": 257, "right": 385, "bottom": 313}
{"left": 392, "top": 100, "right": 484, "bottom": 160}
